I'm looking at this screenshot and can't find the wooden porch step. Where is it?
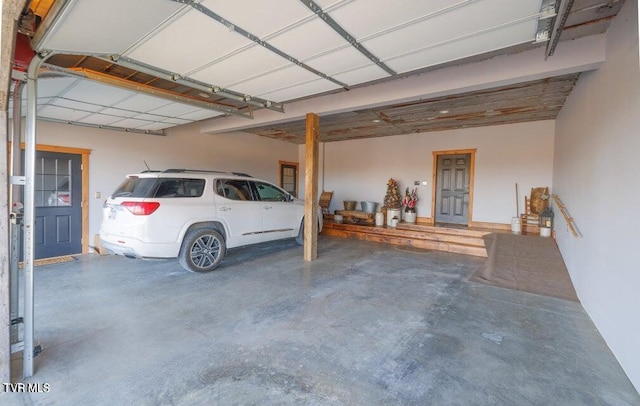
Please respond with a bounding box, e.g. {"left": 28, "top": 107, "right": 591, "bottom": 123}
{"left": 321, "top": 221, "right": 490, "bottom": 257}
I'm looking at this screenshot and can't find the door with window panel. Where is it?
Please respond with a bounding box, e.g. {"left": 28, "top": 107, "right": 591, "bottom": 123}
{"left": 32, "top": 151, "right": 83, "bottom": 259}
{"left": 279, "top": 162, "right": 298, "bottom": 197}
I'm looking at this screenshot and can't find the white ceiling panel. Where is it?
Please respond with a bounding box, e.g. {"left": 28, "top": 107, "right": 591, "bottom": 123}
{"left": 109, "top": 118, "right": 155, "bottom": 129}
{"left": 161, "top": 117, "right": 193, "bottom": 126}
{"left": 322, "top": 0, "right": 468, "bottom": 39}
{"left": 76, "top": 113, "right": 128, "bottom": 126}
{"left": 130, "top": 113, "right": 171, "bottom": 122}
{"left": 385, "top": 21, "right": 537, "bottom": 73}
{"left": 36, "top": 98, "right": 52, "bottom": 108}
{"left": 37, "top": 77, "right": 78, "bottom": 98}
{"left": 178, "top": 109, "right": 224, "bottom": 121}
{"left": 326, "top": 0, "right": 540, "bottom": 41}
{"left": 231, "top": 64, "right": 322, "bottom": 99}
{"left": 304, "top": 47, "right": 382, "bottom": 82}
{"left": 114, "top": 94, "right": 171, "bottom": 112}
{"left": 200, "top": 0, "right": 313, "bottom": 38}
{"left": 97, "top": 108, "right": 140, "bottom": 119}
{"left": 332, "top": 64, "right": 389, "bottom": 87}
{"left": 257, "top": 79, "right": 342, "bottom": 102}
{"left": 126, "top": 9, "right": 253, "bottom": 76}
{"left": 36, "top": 0, "right": 184, "bottom": 54}
{"left": 49, "top": 97, "right": 103, "bottom": 113}
{"left": 62, "top": 81, "right": 135, "bottom": 107}
{"left": 362, "top": 1, "right": 541, "bottom": 67}
{"left": 38, "top": 105, "right": 92, "bottom": 122}
{"left": 268, "top": 19, "right": 348, "bottom": 61}
{"left": 190, "top": 45, "right": 289, "bottom": 88}
{"left": 148, "top": 103, "right": 201, "bottom": 117}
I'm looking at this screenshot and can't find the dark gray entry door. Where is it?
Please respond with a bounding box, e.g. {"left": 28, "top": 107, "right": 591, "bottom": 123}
{"left": 25, "top": 151, "right": 83, "bottom": 259}
{"left": 435, "top": 153, "right": 471, "bottom": 225}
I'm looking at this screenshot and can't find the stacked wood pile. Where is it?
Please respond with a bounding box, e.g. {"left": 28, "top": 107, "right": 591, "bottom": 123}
{"left": 334, "top": 210, "right": 375, "bottom": 225}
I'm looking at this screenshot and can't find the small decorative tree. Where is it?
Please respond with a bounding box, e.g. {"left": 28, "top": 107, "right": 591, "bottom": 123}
{"left": 383, "top": 178, "right": 402, "bottom": 209}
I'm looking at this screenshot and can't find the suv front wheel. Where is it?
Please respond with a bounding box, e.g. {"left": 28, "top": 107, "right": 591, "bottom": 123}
{"left": 179, "top": 228, "right": 226, "bottom": 273}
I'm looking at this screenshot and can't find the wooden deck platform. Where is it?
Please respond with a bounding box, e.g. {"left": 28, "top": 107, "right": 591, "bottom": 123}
{"left": 321, "top": 221, "right": 513, "bottom": 257}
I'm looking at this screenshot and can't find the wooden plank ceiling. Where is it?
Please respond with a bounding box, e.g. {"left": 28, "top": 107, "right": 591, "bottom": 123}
{"left": 244, "top": 74, "right": 580, "bottom": 143}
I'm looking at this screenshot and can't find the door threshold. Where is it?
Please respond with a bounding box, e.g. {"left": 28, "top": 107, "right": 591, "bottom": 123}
{"left": 435, "top": 223, "right": 469, "bottom": 229}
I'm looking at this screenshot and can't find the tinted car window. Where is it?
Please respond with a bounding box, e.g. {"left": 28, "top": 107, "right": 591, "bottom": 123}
{"left": 153, "top": 178, "right": 205, "bottom": 198}
{"left": 112, "top": 177, "right": 157, "bottom": 198}
{"left": 216, "top": 179, "right": 253, "bottom": 201}
{"left": 112, "top": 177, "right": 205, "bottom": 198}
{"left": 255, "top": 181, "right": 288, "bottom": 202}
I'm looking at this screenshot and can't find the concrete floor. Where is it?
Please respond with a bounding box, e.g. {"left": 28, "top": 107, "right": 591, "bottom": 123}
{"left": 2, "top": 236, "right": 639, "bottom": 405}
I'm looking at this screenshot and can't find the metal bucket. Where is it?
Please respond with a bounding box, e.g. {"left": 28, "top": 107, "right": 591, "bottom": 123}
{"left": 343, "top": 200, "right": 357, "bottom": 211}
{"left": 361, "top": 201, "right": 378, "bottom": 213}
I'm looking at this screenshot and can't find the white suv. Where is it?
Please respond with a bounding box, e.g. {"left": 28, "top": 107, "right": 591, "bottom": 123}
{"left": 99, "top": 169, "right": 322, "bottom": 273}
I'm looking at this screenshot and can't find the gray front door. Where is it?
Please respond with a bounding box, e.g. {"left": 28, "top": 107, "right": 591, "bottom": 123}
{"left": 435, "top": 153, "right": 471, "bottom": 225}
{"left": 22, "top": 151, "right": 83, "bottom": 259}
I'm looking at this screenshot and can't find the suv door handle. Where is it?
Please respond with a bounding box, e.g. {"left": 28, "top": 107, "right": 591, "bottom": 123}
{"left": 219, "top": 206, "right": 231, "bottom": 212}
{"left": 264, "top": 206, "right": 272, "bottom": 210}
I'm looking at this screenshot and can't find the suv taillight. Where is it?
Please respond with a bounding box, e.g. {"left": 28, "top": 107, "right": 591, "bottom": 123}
{"left": 121, "top": 201, "right": 160, "bottom": 215}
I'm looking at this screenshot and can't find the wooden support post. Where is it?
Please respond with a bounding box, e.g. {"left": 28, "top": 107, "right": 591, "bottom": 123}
{"left": 304, "top": 113, "right": 319, "bottom": 261}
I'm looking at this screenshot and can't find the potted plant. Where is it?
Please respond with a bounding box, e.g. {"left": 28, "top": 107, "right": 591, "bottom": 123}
{"left": 402, "top": 187, "right": 418, "bottom": 224}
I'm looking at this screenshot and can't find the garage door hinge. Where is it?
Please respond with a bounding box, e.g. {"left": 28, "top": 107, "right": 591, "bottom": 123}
{"left": 11, "top": 317, "right": 23, "bottom": 326}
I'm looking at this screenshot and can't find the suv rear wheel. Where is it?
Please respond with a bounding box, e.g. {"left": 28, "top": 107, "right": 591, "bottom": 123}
{"left": 179, "top": 228, "right": 226, "bottom": 273}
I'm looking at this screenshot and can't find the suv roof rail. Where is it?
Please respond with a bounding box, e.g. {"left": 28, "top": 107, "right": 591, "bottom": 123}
{"left": 163, "top": 169, "right": 252, "bottom": 177}
{"left": 164, "top": 169, "right": 227, "bottom": 174}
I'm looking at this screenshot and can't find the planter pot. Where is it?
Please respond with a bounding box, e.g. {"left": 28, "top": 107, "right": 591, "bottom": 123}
{"left": 386, "top": 208, "right": 401, "bottom": 227}
{"left": 404, "top": 210, "right": 417, "bottom": 224}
